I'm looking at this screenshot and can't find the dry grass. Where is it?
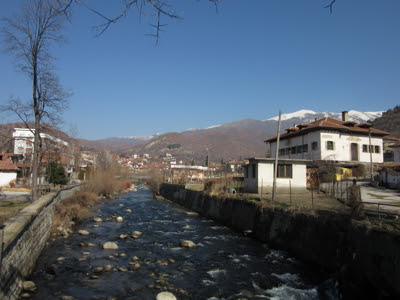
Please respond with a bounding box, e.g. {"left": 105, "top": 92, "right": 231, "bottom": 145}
{"left": 52, "top": 190, "right": 100, "bottom": 231}
{"left": 52, "top": 170, "right": 132, "bottom": 233}
{"left": 1, "top": 187, "right": 32, "bottom": 193}
{"left": 0, "top": 200, "right": 30, "bottom": 225}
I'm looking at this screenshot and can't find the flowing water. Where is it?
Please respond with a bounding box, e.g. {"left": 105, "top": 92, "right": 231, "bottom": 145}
{"left": 28, "top": 188, "right": 338, "bottom": 300}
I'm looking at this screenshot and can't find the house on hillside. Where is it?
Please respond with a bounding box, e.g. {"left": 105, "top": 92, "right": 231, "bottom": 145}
{"left": 244, "top": 158, "right": 310, "bottom": 194}
{"left": 265, "top": 111, "right": 390, "bottom": 163}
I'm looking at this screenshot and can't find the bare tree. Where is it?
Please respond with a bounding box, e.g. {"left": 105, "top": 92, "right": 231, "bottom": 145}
{"left": 1, "top": 0, "right": 71, "bottom": 200}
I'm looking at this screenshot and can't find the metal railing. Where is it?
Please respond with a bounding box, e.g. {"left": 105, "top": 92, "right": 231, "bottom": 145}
{"left": 361, "top": 201, "right": 400, "bottom": 223}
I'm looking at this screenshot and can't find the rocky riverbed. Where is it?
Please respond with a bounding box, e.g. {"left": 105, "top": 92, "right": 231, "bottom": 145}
{"left": 25, "top": 187, "right": 337, "bottom": 299}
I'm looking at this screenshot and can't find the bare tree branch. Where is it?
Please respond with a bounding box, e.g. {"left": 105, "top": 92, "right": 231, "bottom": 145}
{"left": 324, "top": 0, "right": 337, "bottom": 14}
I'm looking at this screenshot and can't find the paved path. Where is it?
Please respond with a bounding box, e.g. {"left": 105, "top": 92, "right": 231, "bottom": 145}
{"left": 0, "top": 191, "right": 31, "bottom": 202}
{"left": 360, "top": 185, "right": 400, "bottom": 214}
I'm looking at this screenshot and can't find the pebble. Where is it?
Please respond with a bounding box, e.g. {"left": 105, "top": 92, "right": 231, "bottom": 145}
{"left": 93, "top": 217, "right": 102, "bottom": 222}
{"left": 156, "top": 292, "right": 177, "bottom": 300}
{"left": 78, "top": 230, "right": 90, "bottom": 236}
{"left": 180, "top": 239, "right": 197, "bottom": 248}
{"left": 119, "top": 234, "right": 128, "bottom": 239}
{"left": 125, "top": 209, "right": 132, "bottom": 213}
{"left": 22, "top": 281, "right": 36, "bottom": 292}
{"left": 56, "top": 257, "right": 65, "bottom": 262}
{"left": 116, "top": 216, "right": 123, "bottom": 223}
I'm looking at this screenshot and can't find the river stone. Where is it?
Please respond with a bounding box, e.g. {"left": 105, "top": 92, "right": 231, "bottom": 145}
{"left": 23, "top": 281, "right": 36, "bottom": 292}
{"left": 180, "top": 239, "right": 196, "bottom": 248}
{"left": 156, "top": 292, "right": 177, "bottom": 300}
{"left": 119, "top": 234, "right": 128, "bottom": 239}
{"left": 132, "top": 231, "right": 143, "bottom": 238}
{"left": 93, "top": 217, "right": 102, "bottom": 222}
{"left": 125, "top": 209, "right": 132, "bottom": 213}
{"left": 131, "top": 256, "right": 140, "bottom": 261}
{"left": 79, "top": 257, "right": 88, "bottom": 262}
{"left": 93, "top": 266, "right": 104, "bottom": 273}
{"left": 57, "top": 257, "right": 65, "bottom": 261}
{"left": 20, "top": 293, "right": 31, "bottom": 298}
{"left": 87, "top": 243, "right": 96, "bottom": 247}
{"left": 116, "top": 216, "right": 124, "bottom": 223}
{"left": 79, "top": 230, "right": 90, "bottom": 236}
{"left": 131, "top": 263, "right": 141, "bottom": 270}
{"left": 103, "top": 264, "right": 113, "bottom": 271}
{"left": 103, "top": 242, "right": 118, "bottom": 250}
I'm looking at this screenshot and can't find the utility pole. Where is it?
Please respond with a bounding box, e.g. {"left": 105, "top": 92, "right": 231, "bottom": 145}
{"left": 272, "top": 110, "right": 282, "bottom": 203}
{"left": 368, "top": 127, "right": 373, "bottom": 182}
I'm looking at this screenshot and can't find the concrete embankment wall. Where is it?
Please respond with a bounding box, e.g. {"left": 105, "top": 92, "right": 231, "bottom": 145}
{"left": 0, "top": 185, "right": 81, "bottom": 300}
{"left": 160, "top": 183, "right": 400, "bottom": 300}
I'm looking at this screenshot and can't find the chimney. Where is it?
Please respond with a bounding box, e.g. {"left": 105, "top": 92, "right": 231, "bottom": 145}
{"left": 342, "top": 111, "right": 349, "bottom": 122}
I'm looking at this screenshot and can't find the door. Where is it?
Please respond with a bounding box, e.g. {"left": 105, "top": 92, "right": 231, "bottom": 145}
{"left": 351, "top": 143, "right": 358, "bottom": 161}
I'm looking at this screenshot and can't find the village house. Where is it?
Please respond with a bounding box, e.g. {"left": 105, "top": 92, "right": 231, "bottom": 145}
{"left": 265, "top": 111, "right": 390, "bottom": 164}
{"left": 244, "top": 158, "right": 310, "bottom": 194}
{"left": 392, "top": 143, "right": 400, "bottom": 163}
{"left": 0, "top": 154, "right": 19, "bottom": 187}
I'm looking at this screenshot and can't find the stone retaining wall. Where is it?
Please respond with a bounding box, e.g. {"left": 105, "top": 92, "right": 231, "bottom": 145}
{"left": 160, "top": 183, "right": 400, "bottom": 300}
{"left": 0, "top": 185, "right": 81, "bottom": 300}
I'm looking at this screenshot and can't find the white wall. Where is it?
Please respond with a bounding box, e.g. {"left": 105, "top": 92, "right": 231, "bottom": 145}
{"left": 269, "top": 130, "right": 384, "bottom": 163}
{"left": 244, "top": 161, "right": 307, "bottom": 193}
{"left": 0, "top": 172, "right": 17, "bottom": 187}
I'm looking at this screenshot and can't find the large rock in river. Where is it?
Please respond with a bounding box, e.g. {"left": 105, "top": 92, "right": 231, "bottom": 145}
{"left": 156, "top": 292, "right": 177, "bottom": 300}
{"left": 180, "top": 239, "right": 196, "bottom": 248}
{"left": 103, "top": 242, "right": 118, "bottom": 250}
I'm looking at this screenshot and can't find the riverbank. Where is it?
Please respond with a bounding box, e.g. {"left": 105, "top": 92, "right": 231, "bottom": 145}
{"left": 159, "top": 183, "right": 400, "bottom": 300}
{"left": 28, "top": 187, "right": 330, "bottom": 300}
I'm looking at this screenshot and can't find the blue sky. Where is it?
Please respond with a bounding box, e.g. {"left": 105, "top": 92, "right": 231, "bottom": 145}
{"left": 0, "top": 0, "right": 399, "bottom": 140}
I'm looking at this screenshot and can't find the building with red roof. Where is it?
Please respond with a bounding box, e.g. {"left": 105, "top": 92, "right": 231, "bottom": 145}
{"left": 265, "top": 111, "right": 390, "bottom": 163}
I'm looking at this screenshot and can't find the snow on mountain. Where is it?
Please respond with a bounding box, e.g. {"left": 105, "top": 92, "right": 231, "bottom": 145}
{"left": 117, "top": 133, "right": 162, "bottom": 140}
{"left": 266, "top": 110, "right": 383, "bottom": 123}
{"left": 266, "top": 110, "right": 317, "bottom": 121}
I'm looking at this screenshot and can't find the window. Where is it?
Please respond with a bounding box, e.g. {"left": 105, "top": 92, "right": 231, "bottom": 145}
{"left": 369, "top": 145, "right": 374, "bottom": 153}
{"left": 291, "top": 146, "right": 296, "bottom": 154}
{"left": 326, "top": 141, "right": 335, "bottom": 150}
{"left": 362, "top": 145, "right": 368, "bottom": 153}
{"left": 375, "top": 146, "right": 380, "bottom": 153}
{"left": 302, "top": 144, "right": 308, "bottom": 153}
{"left": 311, "top": 142, "right": 318, "bottom": 150}
{"left": 296, "top": 145, "right": 302, "bottom": 154}
{"left": 277, "top": 164, "right": 292, "bottom": 178}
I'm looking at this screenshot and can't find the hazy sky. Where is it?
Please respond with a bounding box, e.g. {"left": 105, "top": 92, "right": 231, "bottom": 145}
{"left": 0, "top": 0, "right": 399, "bottom": 140}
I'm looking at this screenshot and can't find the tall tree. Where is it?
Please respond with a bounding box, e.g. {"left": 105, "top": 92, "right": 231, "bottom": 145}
{"left": 1, "top": 0, "right": 71, "bottom": 200}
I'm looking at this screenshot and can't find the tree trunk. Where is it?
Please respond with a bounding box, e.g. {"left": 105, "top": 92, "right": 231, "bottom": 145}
{"left": 31, "top": 62, "right": 40, "bottom": 201}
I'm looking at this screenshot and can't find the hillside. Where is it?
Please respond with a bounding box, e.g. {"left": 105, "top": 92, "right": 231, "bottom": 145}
{"left": 1, "top": 109, "right": 390, "bottom": 162}
{"left": 371, "top": 106, "right": 400, "bottom": 138}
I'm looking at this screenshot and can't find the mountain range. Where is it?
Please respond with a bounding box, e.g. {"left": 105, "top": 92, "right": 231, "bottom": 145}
{"left": 78, "top": 110, "right": 384, "bottom": 163}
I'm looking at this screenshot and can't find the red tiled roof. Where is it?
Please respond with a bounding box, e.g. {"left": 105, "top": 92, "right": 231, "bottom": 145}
{"left": 0, "top": 160, "right": 18, "bottom": 171}
{"left": 265, "top": 117, "right": 390, "bottom": 143}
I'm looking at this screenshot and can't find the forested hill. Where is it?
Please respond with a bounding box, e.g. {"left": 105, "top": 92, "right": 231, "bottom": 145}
{"left": 372, "top": 105, "right": 400, "bottom": 138}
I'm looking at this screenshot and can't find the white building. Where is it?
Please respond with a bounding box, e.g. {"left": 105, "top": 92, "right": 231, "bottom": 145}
{"left": 244, "top": 158, "right": 310, "bottom": 194}
{"left": 265, "top": 112, "right": 389, "bottom": 163}
{"left": 0, "top": 154, "right": 18, "bottom": 187}
{"left": 13, "top": 128, "right": 68, "bottom": 156}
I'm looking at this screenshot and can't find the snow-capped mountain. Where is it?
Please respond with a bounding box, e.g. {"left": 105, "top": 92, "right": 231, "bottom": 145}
{"left": 267, "top": 110, "right": 383, "bottom": 123}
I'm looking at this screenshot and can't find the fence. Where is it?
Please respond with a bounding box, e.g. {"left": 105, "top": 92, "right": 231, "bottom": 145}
{"left": 361, "top": 202, "right": 400, "bottom": 223}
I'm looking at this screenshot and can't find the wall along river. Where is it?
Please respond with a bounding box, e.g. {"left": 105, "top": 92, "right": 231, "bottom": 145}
{"left": 28, "top": 187, "right": 338, "bottom": 300}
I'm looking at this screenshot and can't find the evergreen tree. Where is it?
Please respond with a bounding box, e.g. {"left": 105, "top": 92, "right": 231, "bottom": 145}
{"left": 45, "top": 161, "right": 69, "bottom": 185}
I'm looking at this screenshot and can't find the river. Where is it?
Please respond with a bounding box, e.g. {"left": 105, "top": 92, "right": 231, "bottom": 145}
{"left": 28, "top": 187, "right": 338, "bottom": 299}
